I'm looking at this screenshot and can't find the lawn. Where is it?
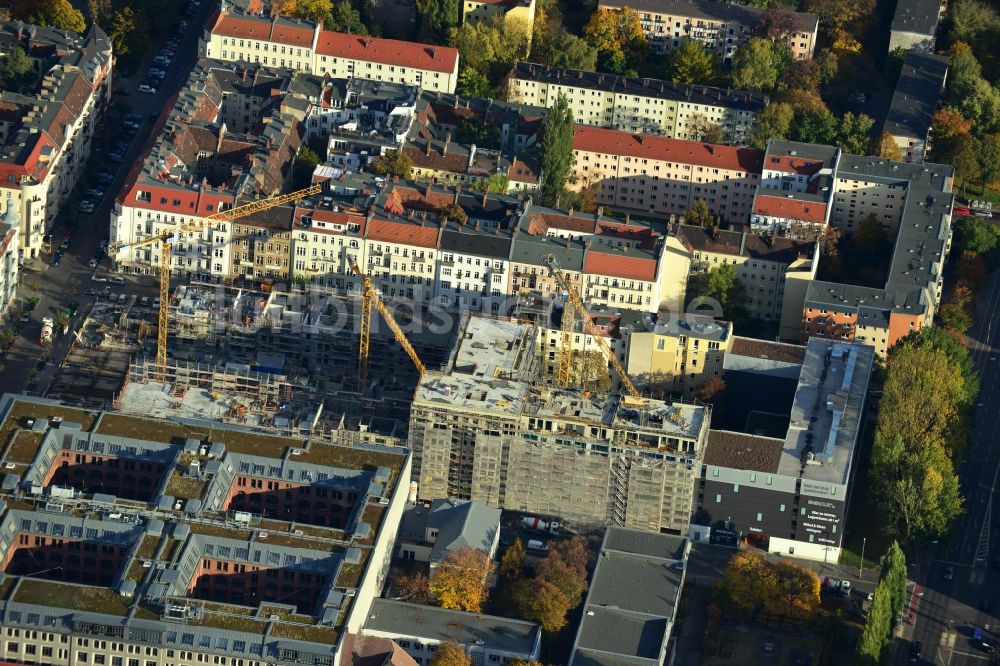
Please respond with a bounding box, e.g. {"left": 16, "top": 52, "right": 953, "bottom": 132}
{"left": 13, "top": 579, "right": 130, "bottom": 616}
{"left": 0, "top": 400, "right": 98, "bottom": 454}
{"left": 164, "top": 471, "right": 207, "bottom": 500}
{"left": 745, "top": 411, "right": 791, "bottom": 438}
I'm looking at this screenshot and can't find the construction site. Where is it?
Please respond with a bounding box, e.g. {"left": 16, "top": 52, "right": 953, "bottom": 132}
{"left": 48, "top": 281, "right": 456, "bottom": 445}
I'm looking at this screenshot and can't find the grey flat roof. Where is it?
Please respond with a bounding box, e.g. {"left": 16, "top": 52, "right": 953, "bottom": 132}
{"left": 778, "top": 338, "right": 874, "bottom": 485}
{"left": 365, "top": 599, "right": 539, "bottom": 653}
{"left": 570, "top": 527, "right": 687, "bottom": 666}
{"left": 512, "top": 62, "right": 768, "bottom": 112}
{"left": 884, "top": 52, "right": 949, "bottom": 141}
{"left": 891, "top": 0, "right": 941, "bottom": 35}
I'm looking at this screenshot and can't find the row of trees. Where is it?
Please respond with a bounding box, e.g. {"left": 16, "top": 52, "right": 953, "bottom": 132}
{"left": 869, "top": 328, "right": 976, "bottom": 542}
{"left": 272, "top": 0, "right": 368, "bottom": 33}
{"left": 393, "top": 546, "right": 494, "bottom": 612}
{"left": 502, "top": 536, "right": 591, "bottom": 633}
{"left": 856, "top": 542, "right": 907, "bottom": 665}
{"left": 715, "top": 547, "right": 821, "bottom": 618}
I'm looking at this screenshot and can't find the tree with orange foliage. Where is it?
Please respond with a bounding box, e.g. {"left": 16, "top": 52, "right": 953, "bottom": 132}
{"left": 716, "top": 547, "right": 776, "bottom": 613}
{"left": 393, "top": 572, "right": 431, "bottom": 604}
{"left": 513, "top": 578, "right": 572, "bottom": 633}
{"left": 767, "top": 560, "right": 821, "bottom": 617}
{"left": 429, "top": 640, "right": 471, "bottom": 666}
{"left": 583, "top": 6, "right": 646, "bottom": 73}
{"left": 956, "top": 251, "right": 989, "bottom": 289}
{"left": 429, "top": 547, "right": 495, "bottom": 612}
{"left": 694, "top": 377, "right": 727, "bottom": 405}
{"left": 871, "top": 131, "right": 904, "bottom": 161}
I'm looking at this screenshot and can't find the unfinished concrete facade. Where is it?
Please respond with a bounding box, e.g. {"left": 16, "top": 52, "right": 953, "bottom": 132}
{"left": 408, "top": 316, "right": 710, "bottom": 533}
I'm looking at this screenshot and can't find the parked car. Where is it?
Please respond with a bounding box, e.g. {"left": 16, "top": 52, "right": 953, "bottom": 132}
{"left": 88, "top": 258, "right": 98, "bottom": 268}
{"left": 943, "top": 564, "right": 955, "bottom": 580}
{"left": 78, "top": 201, "right": 95, "bottom": 214}
{"left": 138, "top": 83, "right": 157, "bottom": 94}
{"left": 954, "top": 207, "right": 970, "bottom": 215}
{"left": 909, "top": 641, "right": 922, "bottom": 662}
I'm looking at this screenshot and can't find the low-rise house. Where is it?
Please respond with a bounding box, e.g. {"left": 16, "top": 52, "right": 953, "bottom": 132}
{"left": 397, "top": 498, "right": 501, "bottom": 572}
{"left": 363, "top": 599, "right": 542, "bottom": 665}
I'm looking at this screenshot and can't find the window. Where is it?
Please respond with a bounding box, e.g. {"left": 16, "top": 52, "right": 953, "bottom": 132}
{"left": 756, "top": 512, "right": 763, "bottom": 521}
{"left": 715, "top": 494, "right": 721, "bottom": 503}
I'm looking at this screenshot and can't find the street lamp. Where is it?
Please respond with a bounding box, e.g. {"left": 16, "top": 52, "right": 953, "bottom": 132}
{"left": 859, "top": 537, "right": 866, "bottom": 580}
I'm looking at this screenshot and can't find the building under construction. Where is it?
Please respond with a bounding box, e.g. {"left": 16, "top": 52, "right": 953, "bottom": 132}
{"left": 408, "top": 315, "right": 710, "bottom": 533}
{"left": 106, "top": 282, "right": 456, "bottom": 446}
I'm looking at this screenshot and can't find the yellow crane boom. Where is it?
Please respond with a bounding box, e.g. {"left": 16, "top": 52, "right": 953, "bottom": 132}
{"left": 544, "top": 254, "right": 642, "bottom": 400}
{"left": 350, "top": 260, "right": 426, "bottom": 390}
{"left": 110, "top": 184, "right": 323, "bottom": 369}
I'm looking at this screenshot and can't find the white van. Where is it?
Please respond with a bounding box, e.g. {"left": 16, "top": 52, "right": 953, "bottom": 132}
{"left": 526, "top": 539, "right": 548, "bottom": 553}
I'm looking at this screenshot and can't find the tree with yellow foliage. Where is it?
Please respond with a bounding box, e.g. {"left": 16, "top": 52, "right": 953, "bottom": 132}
{"left": 429, "top": 640, "right": 471, "bottom": 666}
{"left": 429, "top": 547, "right": 495, "bottom": 612}
{"left": 871, "top": 132, "right": 904, "bottom": 161}
{"left": 583, "top": 6, "right": 646, "bottom": 73}
{"left": 716, "top": 547, "right": 776, "bottom": 613}
{"left": 767, "top": 560, "right": 821, "bottom": 617}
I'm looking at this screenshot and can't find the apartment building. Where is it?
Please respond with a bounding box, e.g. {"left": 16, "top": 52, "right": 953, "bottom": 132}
{"left": 597, "top": 0, "right": 818, "bottom": 61}
{"left": 694, "top": 338, "right": 874, "bottom": 561}
{"left": 750, "top": 140, "right": 839, "bottom": 236}
{"left": 320, "top": 78, "right": 419, "bottom": 170}
{"left": 882, "top": 52, "right": 948, "bottom": 164}
{"left": 0, "top": 200, "right": 19, "bottom": 315}
{"left": 889, "top": 0, "right": 943, "bottom": 54}
{"left": 112, "top": 60, "right": 312, "bottom": 280}
{"left": 461, "top": 0, "right": 537, "bottom": 41}
{"left": 229, "top": 206, "right": 295, "bottom": 281}
{"left": 674, "top": 223, "right": 819, "bottom": 338}
{"left": 408, "top": 315, "right": 711, "bottom": 533}
{"left": 0, "top": 22, "right": 113, "bottom": 258}
{"left": 508, "top": 62, "right": 767, "bottom": 144}
{"left": 803, "top": 156, "right": 953, "bottom": 356}
{"left": 0, "top": 393, "right": 412, "bottom": 666}
{"left": 571, "top": 126, "right": 763, "bottom": 225}
{"left": 290, "top": 204, "right": 367, "bottom": 287}
{"left": 205, "top": 4, "right": 460, "bottom": 93}
{"left": 623, "top": 313, "right": 733, "bottom": 394}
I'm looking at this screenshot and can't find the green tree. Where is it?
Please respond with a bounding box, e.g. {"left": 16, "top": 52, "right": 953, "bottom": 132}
{"left": 370, "top": 150, "right": 413, "bottom": 178}
{"left": 688, "top": 115, "right": 725, "bottom": 143}
{"left": 540, "top": 93, "right": 574, "bottom": 206}
{"left": 293, "top": 146, "right": 322, "bottom": 189}
{"left": 474, "top": 173, "right": 510, "bottom": 194}
{"left": 978, "top": 132, "right": 1000, "bottom": 187}
{"left": 456, "top": 117, "right": 500, "bottom": 149}
{"left": 836, "top": 112, "right": 875, "bottom": 155}
{"left": 669, "top": 39, "right": 720, "bottom": 85}
{"left": 449, "top": 16, "right": 530, "bottom": 81}
{"left": 948, "top": 0, "right": 996, "bottom": 47}
{"left": 857, "top": 581, "right": 892, "bottom": 665}
{"left": 13, "top": 0, "right": 86, "bottom": 31}
{"left": 954, "top": 136, "right": 984, "bottom": 185}
{"left": 0, "top": 47, "right": 34, "bottom": 94}
{"left": 940, "top": 292, "right": 974, "bottom": 332}
{"left": 731, "top": 38, "right": 785, "bottom": 92}
{"left": 853, "top": 214, "right": 888, "bottom": 252}
{"left": 750, "top": 102, "right": 794, "bottom": 149}
{"left": 417, "top": 0, "right": 458, "bottom": 42}
{"left": 687, "top": 264, "right": 748, "bottom": 325}
{"left": 683, "top": 200, "right": 714, "bottom": 227}
{"left": 539, "top": 29, "right": 598, "bottom": 71}
{"left": 328, "top": 1, "right": 369, "bottom": 34}
{"left": 456, "top": 67, "right": 493, "bottom": 97}
{"left": 880, "top": 541, "right": 908, "bottom": 625}
{"left": 500, "top": 539, "right": 525, "bottom": 581}
{"left": 793, "top": 107, "right": 838, "bottom": 144}
{"left": 440, "top": 203, "right": 468, "bottom": 225}
{"left": 583, "top": 6, "right": 646, "bottom": 74}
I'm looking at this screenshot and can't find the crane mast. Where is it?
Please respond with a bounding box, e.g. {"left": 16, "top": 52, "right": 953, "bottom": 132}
{"left": 110, "top": 184, "right": 323, "bottom": 369}
{"left": 350, "top": 260, "right": 427, "bottom": 390}
{"left": 544, "top": 254, "right": 643, "bottom": 400}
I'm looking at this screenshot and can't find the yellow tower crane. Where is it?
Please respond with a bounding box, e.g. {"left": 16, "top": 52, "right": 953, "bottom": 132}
{"left": 544, "top": 254, "right": 643, "bottom": 401}
{"left": 350, "top": 259, "right": 427, "bottom": 391}
{"left": 556, "top": 302, "right": 574, "bottom": 387}
{"left": 110, "top": 184, "right": 323, "bottom": 369}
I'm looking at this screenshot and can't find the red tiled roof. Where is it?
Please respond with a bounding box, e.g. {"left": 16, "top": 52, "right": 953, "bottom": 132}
{"left": 536, "top": 213, "right": 597, "bottom": 234}
{"left": 212, "top": 12, "right": 316, "bottom": 46}
{"left": 366, "top": 218, "right": 439, "bottom": 248}
{"left": 316, "top": 33, "right": 458, "bottom": 74}
{"left": 584, "top": 251, "right": 656, "bottom": 281}
{"left": 765, "top": 155, "right": 823, "bottom": 176}
{"left": 753, "top": 194, "right": 827, "bottom": 224}
{"left": 573, "top": 126, "right": 764, "bottom": 174}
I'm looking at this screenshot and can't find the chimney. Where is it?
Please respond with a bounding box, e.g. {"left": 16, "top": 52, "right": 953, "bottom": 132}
{"left": 482, "top": 191, "right": 488, "bottom": 206}
{"left": 454, "top": 185, "right": 461, "bottom": 204}
{"left": 468, "top": 143, "right": 477, "bottom": 170}
{"left": 596, "top": 206, "right": 603, "bottom": 218}
{"left": 444, "top": 133, "right": 451, "bottom": 155}
{"left": 425, "top": 141, "right": 431, "bottom": 156}
{"left": 568, "top": 207, "right": 574, "bottom": 217}
{"left": 510, "top": 155, "right": 518, "bottom": 173}
{"left": 565, "top": 235, "right": 571, "bottom": 248}
{"left": 625, "top": 213, "right": 630, "bottom": 224}
{"left": 217, "top": 122, "right": 227, "bottom": 153}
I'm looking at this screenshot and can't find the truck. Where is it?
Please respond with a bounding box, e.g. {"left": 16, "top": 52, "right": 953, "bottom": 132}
{"left": 39, "top": 318, "right": 53, "bottom": 345}
{"left": 823, "top": 576, "right": 851, "bottom": 596}
{"left": 521, "top": 516, "right": 560, "bottom": 535}
{"left": 526, "top": 539, "right": 549, "bottom": 553}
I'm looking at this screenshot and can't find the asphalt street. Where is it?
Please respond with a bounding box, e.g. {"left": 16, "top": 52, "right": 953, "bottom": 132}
{"left": 894, "top": 266, "right": 1000, "bottom": 666}
{"left": 0, "top": 1, "right": 214, "bottom": 398}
